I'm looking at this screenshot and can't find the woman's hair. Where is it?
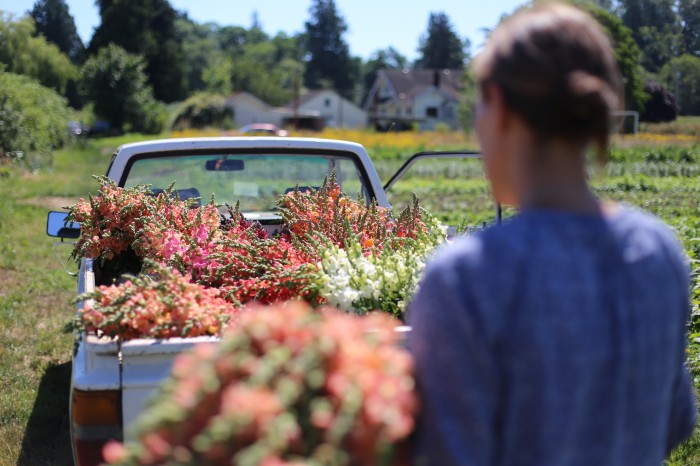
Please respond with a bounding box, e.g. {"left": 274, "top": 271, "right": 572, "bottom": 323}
{"left": 473, "top": 2, "right": 621, "bottom": 155}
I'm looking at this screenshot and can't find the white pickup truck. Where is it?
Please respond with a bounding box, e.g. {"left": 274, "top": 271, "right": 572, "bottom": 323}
{"left": 46, "top": 136, "right": 486, "bottom": 466}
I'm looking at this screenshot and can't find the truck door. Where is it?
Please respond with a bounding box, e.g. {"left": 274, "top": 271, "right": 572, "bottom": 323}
{"left": 383, "top": 151, "right": 503, "bottom": 235}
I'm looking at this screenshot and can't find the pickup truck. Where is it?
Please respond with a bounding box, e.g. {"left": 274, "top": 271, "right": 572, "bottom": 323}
{"left": 46, "top": 136, "right": 486, "bottom": 466}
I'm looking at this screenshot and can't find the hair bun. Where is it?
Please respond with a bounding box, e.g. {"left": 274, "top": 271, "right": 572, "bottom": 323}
{"left": 566, "top": 71, "right": 618, "bottom": 120}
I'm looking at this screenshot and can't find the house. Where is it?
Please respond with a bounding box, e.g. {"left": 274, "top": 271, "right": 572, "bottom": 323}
{"left": 225, "top": 92, "right": 285, "bottom": 128}
{"left": 364, "top": 69, "right": 465, "bottom": 131}
{"left": 225, "top": 92, "right": 326, "bottom": 131}
{"left": 287, "top": 90, "right": 368, "bottom": 129}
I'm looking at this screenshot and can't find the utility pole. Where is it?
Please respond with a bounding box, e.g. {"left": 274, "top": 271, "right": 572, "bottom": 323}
{"left": 293, "top": 74, "right": 300, "bottom": 130}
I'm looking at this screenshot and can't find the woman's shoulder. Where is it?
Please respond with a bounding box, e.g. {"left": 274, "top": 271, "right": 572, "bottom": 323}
{"left": 606, "top": 204, "right": 688, "bottom": 269}
{"left": 430, "top": 204, "right": 684, "bottom": 271}
{"left": 425, "top": 220, "right": 531, "bottom": 284}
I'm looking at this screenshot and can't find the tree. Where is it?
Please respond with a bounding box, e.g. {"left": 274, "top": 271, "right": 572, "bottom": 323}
{"left": 202, "top": 55, "right": 234, "bottom": 95}
{"left": 175, "top": 15, "right": 220, "bottom": 94}
{"left": 679, "top": 0, "right": 700, "bottom": 56}
{"left": 580, "top": 3, "right": 649, "bottom": 111}
{"left": 0, "top": 13, "right": 77, "bottom": 95}
{"left": 29, "top": 0, "right": 85, "bottom": 64}
{"left": 618, "top": 0, "right": 682, "bottom": 71}
{"left": 660, "top": 54, "right": 700, "bottom": 114}
{"left": 89, "top": 0, "right": 186, "bottom": 103}
{"left": 303, "top": 0, "right": 357, "bottom": 98}
{"left": 0, "top": 70, "right": 70, "bottom": 170}
{"left": 590, "top": 0, "right": 615, "bottom": 10}
{"left": 415, "top": 12, "right": 468, "bottom": 70}
{"left": 80, "top": 44, "right": 165, "bottom": 133}
{"left": 229, "top": 40, "right": 305, "bottom": 106}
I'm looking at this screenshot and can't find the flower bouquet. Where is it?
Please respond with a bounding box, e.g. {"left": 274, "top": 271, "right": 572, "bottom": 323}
{"left": 102, "top": 301, "right": 417, "bottom": 466}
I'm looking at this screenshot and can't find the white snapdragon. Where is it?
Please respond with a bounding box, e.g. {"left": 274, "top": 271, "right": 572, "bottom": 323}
{"left": 315, "top": 216, "right": 446, "bottom": 317}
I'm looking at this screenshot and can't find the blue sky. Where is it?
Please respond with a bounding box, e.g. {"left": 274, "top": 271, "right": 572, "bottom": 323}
{"left": 5, "top": 0, "right": 527, "bottom": 61}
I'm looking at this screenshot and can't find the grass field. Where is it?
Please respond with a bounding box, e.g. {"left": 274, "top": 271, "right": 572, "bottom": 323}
{"left": 1, "top": 127, "right": 700, "bottom": 464}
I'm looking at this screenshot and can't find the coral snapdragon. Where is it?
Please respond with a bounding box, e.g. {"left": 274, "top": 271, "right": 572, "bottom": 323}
{"left": 102, "top": 302, "right": 416, "bottom": 466}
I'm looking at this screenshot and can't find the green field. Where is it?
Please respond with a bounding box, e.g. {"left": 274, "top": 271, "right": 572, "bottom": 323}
{"left": 1, "top": 132, "right": 700, "bottom": 464}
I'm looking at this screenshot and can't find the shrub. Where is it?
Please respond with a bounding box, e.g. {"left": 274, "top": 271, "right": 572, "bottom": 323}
{"left": 170, "top": 93, "right": 233, "bottom": 130}
{"left": 0, "top": 70, "right": 70, "bottom": 170}
{"left": 641, "top": 81, "right": 678, "bottom": 123}
{"left": 79, "top": 45, "right": 165, "bottom": 134}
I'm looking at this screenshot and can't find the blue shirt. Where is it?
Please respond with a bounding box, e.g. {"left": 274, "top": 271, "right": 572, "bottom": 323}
{"left": 408, "top": 206, "right": 697, "bottom": 466}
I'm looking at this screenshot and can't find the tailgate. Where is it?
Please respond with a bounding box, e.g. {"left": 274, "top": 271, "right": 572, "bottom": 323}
{"left": 120, "top": 336, "right": 218, "bottom": 440}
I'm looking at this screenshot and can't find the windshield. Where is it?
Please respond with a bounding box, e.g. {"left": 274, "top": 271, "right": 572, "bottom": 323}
{"left": 122, "top": 152, "right": 370, "bottom": 212}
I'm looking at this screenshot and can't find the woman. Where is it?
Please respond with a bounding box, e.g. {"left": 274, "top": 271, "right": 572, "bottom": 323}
{"left": 407, "top": 3, "right": 697, "bottom": 465}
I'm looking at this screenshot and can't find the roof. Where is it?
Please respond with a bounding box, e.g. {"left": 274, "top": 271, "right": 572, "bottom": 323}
{"left": 225, "top": 92, "right": 271, "bottom": 109}
{"left": 287, "top": 90, "right": 324, "bottom": 108}
{"left": 285, "top": 89, "right": 355, "bottom": 109}
{"left": 378, "top": 68, "right": 465, "bottom": 102}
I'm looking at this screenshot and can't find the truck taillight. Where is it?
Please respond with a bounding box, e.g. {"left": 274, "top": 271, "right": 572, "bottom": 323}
{"left": 71, "top": 389, "right": 122, "bottom": 466}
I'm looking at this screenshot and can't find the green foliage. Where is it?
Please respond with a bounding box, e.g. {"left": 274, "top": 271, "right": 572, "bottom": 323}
{"left": 176, "top": 17, "right": 305, "bottom": 105}
{"left": 609, "top": 146, "right": 700, "bottom": 163}
{"left": 0, "top": 12, "right": 77, "bottom": 95}
{"left": 619, "top": 0, "right": 681, "bottom": 72}
{"left": 660, "top": 54, "right": 700, "bottom": 115}
{"left": 226, "top": 38, "right": 306, "bottom": 107}
{"left": 415, "top": 12, "right": 468, "bottom": 70}
{"left": 79, "top": 44, "right": 165, "bottom": 134}
{"left": 89, "top": 0, "right": 186, "bottom": 103}
{"left": 175, "top": 17, "right": 221, "bottom": 94}
{"left": 303, "top": 0, "right": 358, "bottom": 99}
{"left": 170, "top": 92, "right": 233, "bottom": 130}
{"left": 581, "top": 4, "right": 650, "bottom": 112}
{"left": 0, "top": 71, "right": 70, "bottom": 171}
{"left": 679, "top": 0, "right": 700, "bottom": 56}
{"left": 29, "top": 0, "right": 85, "bottom": 64}
{"left": 201, "top": 55, "right": 234, "bottom": 95}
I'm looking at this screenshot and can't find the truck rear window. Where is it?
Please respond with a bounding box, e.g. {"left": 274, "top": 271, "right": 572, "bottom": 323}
{"left": 122, "top": 153, "right": 370, "bottom": 212}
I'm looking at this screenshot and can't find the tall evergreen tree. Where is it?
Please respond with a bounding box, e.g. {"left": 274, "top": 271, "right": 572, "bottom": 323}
{"left": 29, "top": 0, "right": 85, "bottom": 64}
{"left": 303, "top": 0, "right": 357, "bottom": 98}
{"left": 415, "top": 12, "right": 468, "bottom": 70}
{"left": 89, "top": 0, "right": 186, "bottom": 102}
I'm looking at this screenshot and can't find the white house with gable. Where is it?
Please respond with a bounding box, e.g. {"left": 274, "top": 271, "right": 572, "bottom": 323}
{"left": 287, "top": 90, "right": 367, "bottom": 129}
{"left": 225, "top": 92, "right": 285, "bottom": 128}
{"left": 364, "top": 69, "right": 465, "bottom": 131}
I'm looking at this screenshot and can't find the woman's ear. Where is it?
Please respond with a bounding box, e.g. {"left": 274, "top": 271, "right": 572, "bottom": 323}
{"left": 485, "top": 84, "right": 511, "bottom": 132}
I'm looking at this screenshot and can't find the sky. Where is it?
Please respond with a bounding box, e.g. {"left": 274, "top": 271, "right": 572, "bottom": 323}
{"left": 5, "top": 0, "right": 527, "bottom": 61}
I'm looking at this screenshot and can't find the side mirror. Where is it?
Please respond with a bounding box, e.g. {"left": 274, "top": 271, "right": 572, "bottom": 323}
{"left": 46, "top": 211, "right": 80, "bottom": 239}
